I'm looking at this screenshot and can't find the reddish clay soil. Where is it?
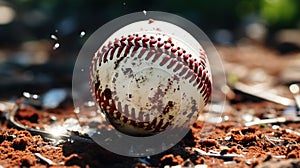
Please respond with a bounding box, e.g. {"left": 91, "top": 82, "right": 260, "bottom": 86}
{"left": 0, "top": 44, "right": 300, "bottom": 167}
{"left": 0, "top": 100, "right": 299, "bottom": 168}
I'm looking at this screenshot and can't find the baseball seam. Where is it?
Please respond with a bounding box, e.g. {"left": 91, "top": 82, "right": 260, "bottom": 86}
{"left": 90, "top": 34, "right": 212, "bottom": 133}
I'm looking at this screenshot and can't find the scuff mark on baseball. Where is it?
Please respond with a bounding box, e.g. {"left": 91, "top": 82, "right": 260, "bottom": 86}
{"left": 90, "top": 33, "right": 212, "bottom": 136}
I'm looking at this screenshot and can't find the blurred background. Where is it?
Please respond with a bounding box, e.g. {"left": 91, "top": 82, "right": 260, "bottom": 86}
{"left": 0, "top": 0, "right": 299, "bottom": 99}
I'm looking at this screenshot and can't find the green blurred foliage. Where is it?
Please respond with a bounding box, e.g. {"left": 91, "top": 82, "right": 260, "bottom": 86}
{"left": 260, "top": 0, "right": 299, "bottom": 27}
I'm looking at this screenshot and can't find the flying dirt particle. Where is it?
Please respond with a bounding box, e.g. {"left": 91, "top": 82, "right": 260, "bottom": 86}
{"left": 148, "top": 19, "right": 155, "bottom": 24}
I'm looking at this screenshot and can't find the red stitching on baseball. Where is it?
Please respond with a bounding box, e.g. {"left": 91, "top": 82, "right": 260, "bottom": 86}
{"left": 90, "top": 34, "right": 212, "bottom": 134}
{"left": 159, "top": 55, "right": 171, "bottom": 66}
{"left": 152, "top": 52, "right": 162, "bottom": 63}
{"left": 167, "top": 59, "right": 177, "bottom": 69}
{"left": 145, "top": 50, "right": 155, "bottom": 60}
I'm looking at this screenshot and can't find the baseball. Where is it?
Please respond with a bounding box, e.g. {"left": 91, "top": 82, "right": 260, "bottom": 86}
{"left": 89, "top": 22, "right": 212, "bottom": 136}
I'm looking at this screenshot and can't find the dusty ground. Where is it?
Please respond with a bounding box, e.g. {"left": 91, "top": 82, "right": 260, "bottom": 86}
{"left": 0, "top": 43, "right": 300, "bottom": 167}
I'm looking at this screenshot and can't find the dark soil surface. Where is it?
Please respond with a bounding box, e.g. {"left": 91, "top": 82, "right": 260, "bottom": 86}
{"left": 0, "top": 43, "right": 300, "bottom": 167}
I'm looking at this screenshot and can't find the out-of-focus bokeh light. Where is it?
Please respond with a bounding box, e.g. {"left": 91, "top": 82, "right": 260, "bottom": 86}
{"left": 213, "top": 29, "right": 233, "bottom": 45}
{"left": 245, "top": 22, "right": 267, "bottom": 41}
{"left": 0, "top": 5, "right": 15, "bottom": 25}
